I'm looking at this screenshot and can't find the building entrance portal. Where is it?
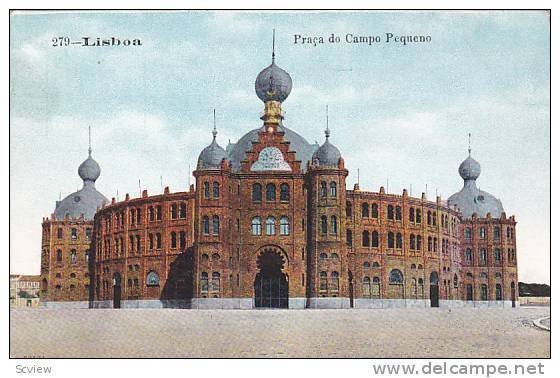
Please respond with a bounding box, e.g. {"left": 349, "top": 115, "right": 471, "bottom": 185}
{"left": 430, "top": 271, "right": 439, "bottom": 308}
{"left": 113, "top": 272, "right": 121, "bottom": 309}
{"left": 254, "top": 248, "right": 288, "bottom": 308}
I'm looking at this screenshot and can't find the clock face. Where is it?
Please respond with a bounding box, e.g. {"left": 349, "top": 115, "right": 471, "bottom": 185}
{"left": 250, "top": 147, "right": 291, "bottom": 172}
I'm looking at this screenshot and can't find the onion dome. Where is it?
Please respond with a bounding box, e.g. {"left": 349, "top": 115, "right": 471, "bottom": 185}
{"left": 312, "top": 128, "right": 342, "bottom": 168}
{"left": 448, "top": 143, "right": 504, "bottom": 218}
{"left": 255, "top": 46, "right": 292, "bottom": 103}
{"left": 53, "top": 144, "right": 108, "bottom": 220}
{"left": 458, "top": 155, "right": 481, "bottom": 181}
{"left": 78, "top": 149, "right": 101, "bottom": 182}
{"left": 197, "top": 127, "right": 227, "bottom": 170}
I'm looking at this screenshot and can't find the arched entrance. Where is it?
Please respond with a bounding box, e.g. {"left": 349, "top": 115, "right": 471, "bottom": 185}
{"left": 113, "top": 272, "right": 122, "bottom": 309}
{"left": 254, "top": 248, "right": 288, "bottom": 308}
{"left": 511, "top": 281, "right": 516, "bottom": 308}
{"left": 348, "top": 270, "right": 354, "bottom": 308}
{"left": 429, "top": 271, "right": 439, "bottom": 307}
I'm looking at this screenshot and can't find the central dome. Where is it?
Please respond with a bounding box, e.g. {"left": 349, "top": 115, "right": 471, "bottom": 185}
{"left": 227, "top": 125, "right": 317, "bottom": 172}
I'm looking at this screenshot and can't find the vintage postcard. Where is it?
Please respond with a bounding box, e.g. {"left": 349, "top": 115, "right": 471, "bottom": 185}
{"left": 8, "top": 8, "right": 550, "bottom": 368}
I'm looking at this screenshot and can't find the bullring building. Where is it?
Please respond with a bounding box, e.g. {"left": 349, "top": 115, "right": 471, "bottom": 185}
{"left": 39, "top": 46, "right": 519, "bottom": 309}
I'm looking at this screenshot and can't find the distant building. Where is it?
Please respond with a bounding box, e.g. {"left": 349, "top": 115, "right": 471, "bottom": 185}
{"left": 40, "top": 41, "right": 519, "bottom": 309}
{"left": 10, "top": 275, "right": 41, "bottom": 308}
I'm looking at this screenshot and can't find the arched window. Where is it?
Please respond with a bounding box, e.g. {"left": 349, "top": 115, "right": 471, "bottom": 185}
{"left": 148, "top": 234, "right": 154, "bottom": 250}
{"left": 371, "top": 203, "right": 379, "bottom": 218}
{"left": 494, "top": 248, "right": 501, "bottom": 262}
{"left": 372, "top": 276, "right": 381, "bottom": 297}
{"left": 410, "top": 234, "right": 416, "bottom": 250}
{"left": 146, "top": 271, "right": 160, "bottom": 286}
{"left": 171, "top": 204, "right": 178, "bottom": 219}
{"left": 321, "top": 216, "right": 328, "bottom": 234}
{"left": 480, "top": 284, "right": 488, "bottom": 301}
{"left": 329, "top": 182, "right": 337, "bottom": 197}
{"left": 330, "top": 216, "right": 338, "bottom": 234}
{"left": 179, "top": 231, "right": 186, "bottom": 249}
{"left": 252, "top": 183, "right": 262, "bottom": 202}
{"left": 409, "top": 207, "right": 415, "bottom": 222}
{"left": 266, "top": 216, "right": 276, "bottom": 235}
{"left": 395, "top": 206, "right": 402, "bottom": 221}
{"left": 70, "top": 249, "right": 77, "bottom": 264}
{"left": 171, "top": 232, "right": 177, "bottom": 248}
{"left": 251, "top": 217, "right": 262, "bottom": 235}
{"left": 480, "top": 248, "right": 487, "bottom": 265}
{"left": 496, "top": 284, "right": 503, "bottom": 300}
{"left": 411, "top": 264, "right": 416, "bottom": 270}
{"left": 280, "top": 183, "right": 290, "bottom": 202}
{"left": 479, "top": 227, "right": 486, "bottom": 239}
{"left": 156, "top": 205, "right": 162, "bottom": 221}
{"left": 319, "top": 252, "right": 328, "bottom": 260}
{"left": 149, "top": 206, "right": 155, "bottom": 222}
{"left": 465, "top": 227, "right": 472, "bottom": 240}
{"left": 200, "top": 272, "right": 208, "bottom": 293}
{"left": 203, "top": 182, "right": 210, "bottom": 199}
{"left": 416, "top": 235, "right": 422, "bottom": 251}
{"left": 346, "top": 201, "right": 352, "bottom": 217}
{"left": 411, "top": 278, "right": 417, "bottom": 296}
{"left": 387, "top": 205, "right": 394, "bottom": 220}
{"left": 319, "top": 271, "right": 328, "bottom": 291}
{"left": 389, "top": 269, "right": 404, "bottom": 284}
{"left": 320, "top": 182, "right": 327, "bottom": 197}
{"left": 428, "top": 236, "right": 433, "bottom": 252}
{"left": 362, "top": 230, "right": 370, "bottom": 247}
{"left": 361, "top": 203, "right": 369, "bottom": 218}
{"left": 263, "top": 184, "right": 275, "bottom": 202}
{"left": 387, "top": 232, "right": 395, "bottom": 249}
{"left": 363, "top": 261, "right": 370, "bottom": 269}
{"left": 156, "top": 233, "right": 162, "bottom": 249}
{"left": 280, "top": 216, "right": 290, "bottom": 235}
{"left": 212, "top": 272, "right": 220, "bottom": 292}
{"left": 179, "top": 203, "right": 187, "bottom": 218}
{"left": 212, "top": 215, "right": 220, "bottom": 235}
{"left": 427, "top": 211, "right": 432, "bottom": 225}
{"left": 433, "top": 238, "right": 438, "bottom": 253}
{"left": 372, "top": 231, "right": 379, "bottom": 248}
{"left": 453, "top": 274, "right": 458, "bottom": 288}
{"left": 396, "top": 233, "right": 403, "bottom": 249}
{"left": 372, "top": 262, "right": 380, "bottom": 268}
{"left": 331, "top": 272, "right": 339, "bottom": 291}
{"left": 331, "top": 253, "right": 339, "bottom": 260}
{"left": 416, "top": 209, "right": 421, "bottom": 223}
{"left": 346, "top": 229, "right": 353, "bottom": 246}
{"left": 213, "top": 182, "right": 220, "bottom": 199}
{"left": 202, "top": 216, "right": 210, "bottom": 235}
{"left": 362, "top": 276, "right": 371, "bottom": 296}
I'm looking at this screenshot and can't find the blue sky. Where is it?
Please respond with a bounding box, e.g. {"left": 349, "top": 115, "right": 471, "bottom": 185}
{"left": 10, "top": 11, "right": 550, "bottom": 283}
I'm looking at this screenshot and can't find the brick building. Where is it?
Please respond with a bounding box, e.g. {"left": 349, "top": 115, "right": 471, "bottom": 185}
{"left": 40, "top": 49, "right": 518, "bottom": 309}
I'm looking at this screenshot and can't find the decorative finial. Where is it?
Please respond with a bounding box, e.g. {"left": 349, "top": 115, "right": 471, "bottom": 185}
{"left": 272, "top": 28, "right": 276, "bottom": 64}
{"left": 88, "top": 126, "right": 92, "bottom": 156}
{"left": 212, "top": 109, "right": 217, "bottom": 140}
{"left": 468, "top": 132, "right": 472, "bottom": 156}
{"left": 325, "top": 105, "right": 330, "bottom": 139}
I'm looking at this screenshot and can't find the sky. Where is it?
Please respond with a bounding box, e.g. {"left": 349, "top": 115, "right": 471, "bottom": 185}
{"left": 9, "top": 11, "right": 550, "bottom": 283}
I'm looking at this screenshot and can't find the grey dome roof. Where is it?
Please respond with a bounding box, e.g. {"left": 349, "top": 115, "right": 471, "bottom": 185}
{"left": 255, "top": 61, "right": 292, "bottom": 103}
{"left": 227, "top": 125, "right": 316, "bottom": 172}
{"left": 53, "top": 152, "right": 108, "bottom": 220}
{"left": 78, "top": 155, "right": 101, "bottom": 182}
{"left": 197, "top": 130, "right": 227, "bottom": 170}
{"left": 448, "top": 154, "right": 504, "bottom": 218}
{"left": 312, "top": 129, "right": 342, "bottom": 168}
{"left": 54, "top": 184, "right": 109, "bottom": 220}
{"left": 458, "top": 155, "right": 481, "bottom": 181}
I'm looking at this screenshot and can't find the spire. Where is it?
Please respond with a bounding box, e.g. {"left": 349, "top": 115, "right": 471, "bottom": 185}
{"left": 88, "top": 126, "right": 92, "bottom": 156}
{"left": 212, "top": 108, "right": 217, "bottom": 140}
{"left": 468, "top": 132, "right": 472, "bottom": 156}
{"left": 325, "top": 105, "right": 330, "bottom": 139}
{"left": 272, "top": 28, "right": 276, "bottom": 64}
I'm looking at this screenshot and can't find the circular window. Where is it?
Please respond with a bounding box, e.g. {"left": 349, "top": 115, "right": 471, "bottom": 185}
{"left": 475, "top": 195, "right": 485, "bottom": 203}
{"left": 74, "top": 196, "right": 81, "bottom": 203}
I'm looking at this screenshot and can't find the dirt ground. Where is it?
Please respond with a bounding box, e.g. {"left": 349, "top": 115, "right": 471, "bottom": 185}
{"left": 10, "top": 306, "right": 550, "bottom": 358}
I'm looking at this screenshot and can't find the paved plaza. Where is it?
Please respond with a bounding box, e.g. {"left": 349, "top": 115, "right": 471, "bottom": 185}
{"left": 10, "top": 307, "right": 550, "bottom": 358}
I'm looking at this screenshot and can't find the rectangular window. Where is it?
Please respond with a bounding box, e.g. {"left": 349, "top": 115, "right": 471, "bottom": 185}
{"left": 57, "top": 228, "right": 63, "bottom": 239}
{"left": 71, "top": 228, "right": 77, "bottom": 240}
{"left": 85, "top": 228, "right": 92, "bottom": 240}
